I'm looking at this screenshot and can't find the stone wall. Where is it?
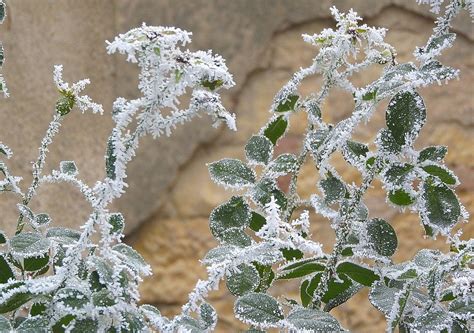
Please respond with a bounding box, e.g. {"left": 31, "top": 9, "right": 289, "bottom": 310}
{"left": 1, "top": 1, "right": 472, "bottom": 332}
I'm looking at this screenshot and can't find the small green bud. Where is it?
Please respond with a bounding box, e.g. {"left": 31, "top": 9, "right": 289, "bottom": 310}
{"left": 55, "top": 90, "right": 75, "bottom": 116}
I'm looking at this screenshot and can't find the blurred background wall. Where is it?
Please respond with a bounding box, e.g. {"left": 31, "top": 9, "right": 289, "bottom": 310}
{"left": 0, "top": 1, "right": 472, "bottom": 331}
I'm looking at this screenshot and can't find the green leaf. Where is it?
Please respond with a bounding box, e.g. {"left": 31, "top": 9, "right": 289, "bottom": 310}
{"left": 251, "top": 178, "right": 287, "bottom": 210}
{"left": 422, "top": 180, "right": 461, "bottom": 230}
{"left": 234, "top": 292, "right": 283, "bottom": 327}
{"left": 426, "top": 33, "right": 456, "bottom": 54}
{"left": 16, "top": 316, "right": 48, "bottom": 333}
{"left": 33, "top": 213, "right": 51, "bottom": 227}
{"left": 366, "top": 218, "right": 398, "bottom": 257}
{"left": 17, "top": 204, "right": 34, "bottom": 222}
{"left": 46, "top": 227, "right": 80, "bottom": 244}
{"left": 324, "top": 281, "right": 363, "bottom": 312}
{"left": 52, "top": 315, "right": 75, "bottom": 333}
{"left": 306, "top": 100, "right": 321, "bottom": 121}
{"left": 202, "top": 245, "right": 235, "bottom": 265}
{"left": 0, "top": 316, "right": 12, "bottom": 331}
{"left": 369, "top": 281, "right": 399, "bottom": 316}
{"left": 418, "top": 146, "right": 447, "bottom": 163}
{"left": 208, "top": 158, "right": 256, "bottom": 189}
{"left": 54, "top": 287, "right": 89, "bottom": 310}
{"left": 55, "top": 92, "right": 75, "bottom": 116}
{"left": 108, "top": 213, "right": 125, "bottom": 235}
{"left": 422, "top": 164, "right": 457, "bottom": 185}
{"left": 92, "top": 289, "right": 116, "bottom": 307}
{"left": 275, "top": 94, "right": 299, "bottom": 113}
{"left": 449, "top": 298, "right": 474, "bottom": 317}
{"left": 209, "top": 196, "right": 251, "bottom": 240}
{"left": 9, "top": 232, "right": 50, "bottom": 258}
{"left": 277, "top": 261, "right": 324, "bottom": 280}
{"left": 388, "top": 189, "right": 415, "bottom": 206}
{"left": 199, "top": 303, "right": 217, "bottom": 329}
{"left": 112, "top": 243, "right": 149, "bottom": 274}
{"left": 267, "top": 153, "right": 298, "bottom": 176}
{"left": 412, "top": 307, "right": 452, "bottom": 332}
{"left": 263, "top": 116, "right": 288, "bottom": 144}
{"left": 384, "top": 163, "right": 414, "bottom": 186}
{"left": 177, "top": 316, "right": 205, "bottom": 332}
{"left": 362, "top": 89, "right": 377, "bottom": 101}
{"left": 23, "top": 253, "right": 49, "bottom": 272}
{"left": 140, "top": 304, "right": 162, "bottom": 325}
{"left": 202, "top": 79, "right": 223, "bottom": 91}
{"left": 377, "top": 128, "right": 401, "bottom": 154}
{"left": 286, "top": 307, "right": 341, "bottom": 332}
{"left": 343, "top": 140, "right": 369, "bottom": 165}
{"left": 249, "top": 212, "right": 266, "bottom": 232}
{"left": 245, "top": 135, "right": 273, "bottom": 165}
{"left": 0, "top": 254, "right": 13, "bottom": 283}
{"left": 30, "top": 302, "right": 47, "bottom": 316}
{"left": 0, "top": 1, "right": 5, "bottom": 24}
{"left": 337, "top": 262, "right": 379, "bottom": 286}
{"left": 59, "top": 161, "right": 78, "bottom": 176}
{"left": 0, "top": 282, "right": 33, "bottom": 313}
{"left": 386, "top": 90, "right": 426, "bottom": 147}
{"left": 0, "top": 230, "right": 6, "bottom": 244}
{"left": 105, "top": 136, "right": 117, "bottom": 180}
{"left": 320, "top": 174, "right": 346, "bottom": 205}
{"left": 221, "top": 228, "right": 252, "bottom": 247}
{"left": 307, "top": 128, "right": 330, "bottom": 154}
{"left": 254, "top": 263, "right": 275, "bottom": 292}
{"left": 70, "top": 318, "right": 99, "bottom": 333}
{"left": 89, "top": 256, "right": 113, "bottom": 285}
{"left": 226, "top": 264, "right": 260, "bottom": 296}
{"left": 280, "top": 248, "right": 304, "bottom": 261}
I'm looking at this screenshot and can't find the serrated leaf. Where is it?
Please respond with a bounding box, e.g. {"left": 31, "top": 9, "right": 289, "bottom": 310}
{"left": 221, "top": 228, "right": 252, "bottom": 247}
{"left": 324, "top": 281, "right": 363, "bottom": 311}
{"left": 306, "top": 100, "right": 321, "bottom": 122}
{"left": 422, "top": 180, "right": 461, "bottom": 230}
{"left": 113, "top": 243, "right": 149, "bottom": 274}
{"left": 226, "top": 264, "right": 260, "bottom": 296}
{"left": 366, "top": 218, "right": 398, "bottom": 257}
{"left": 71, "top": 318, "right": 99, "bottom": 333}
{"left": 337, "top": 262, "right": 379, "bottom": 286}
{"left": 426, "top": 33, "right": 456, "bottom": 54}
{"left": 0, "top": 282, "right": 33, "bottom": 314}
{"left": 320, "top": 174, "right": 346, "bottom": 205}
{"left": 89, "top": 256, "right": 113, "bottom": 285}
{"left": 449, "top": 298, "right": 474, "bottom": 317}
{"left": 254, "top": 263, "right": 274, "bottom": 293}
{"left": 0, "top": 254, "right": 13, "bottom": 283}
{"left": 234, "top": 292, "right": 283, "bottom": 327}
{"left": 388, "top": 189, "right": 415, "bottom": 206}
{"left": 263, "top": 116, "right": 287, "bottom": 144}
{"left": 384, "top": 163, "right": 414, "bottom": 186}
{"left": 92, "top": 289, "right": 116, "bottom": 307}
{"left": 208, "top": 158, "right": 256, "bottom": 189}
{"left": 200, "top": 303, "right": 217, "bottom": 329}
{"left": 280, "top": 248, "right": 304, "bottom": 261}
{"left": 202, "top": 245, "right": 236, "bottom": 265}
{"left": 275, "top": 94, "right": 299, "bottom": 113}
{"left": 369, "top": 281, "right": 399, "bottom": 316}
{"left": 210, "top": 196, "right": 251, "bottom": 240}
{"left": 286, "top": 307, "right": 341, "bottom": 332}
{"left": 422, "top": 164, "right": 457, "bottom": 185}
{"left": 343, "top": 140, "right": 369, "bottom": 165}
{"left": 267, "top": 153, "right": 298, "bottom": 176}
{"left": 386, "top": 90, "right": 426, "bottom": 147}
{"left": 418, "top": 145, "right": 447, "bottom": 163}
{"left": 34, "top": 213, "right": 51, "bottom": 227}
{"left": 245, "top": 135, "right": 273, "bottom": 165}
{"left": 9, "top": 232, "right": 50, "bottom": 258}
{"left": 277, "top": 261, "right": 324, "bottom": 280}
{"left": 412, "top": 307, "right": 452, "bottom": 332}
{"left": 54, "top": 287, "right": 89, "bottom": 310}
{"left": 306, "top": 128, "right": 330, "bottom": 156}
{"left": 249, "top": 212, "right": 266, "bottom": 232}
{"left": 23, "top": 253, "right": 49, "bottom": 272}
{"left": 59, "top": 161, "right": 78, "bottom": 176}
{"left": 377, "top": 128, "right": 401, "bottom": 154}
{"left": 16, "top": 316, "right": 48, "bottom": 333}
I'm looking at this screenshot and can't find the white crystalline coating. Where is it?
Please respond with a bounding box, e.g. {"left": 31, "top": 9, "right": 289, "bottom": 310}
{"left": 256, "top": 196, "right": 282, "bottom": 239}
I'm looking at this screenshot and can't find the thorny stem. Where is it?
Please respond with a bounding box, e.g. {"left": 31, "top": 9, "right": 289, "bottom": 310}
{"left": 15, "top": 113, "right": 63, "bottom": 234}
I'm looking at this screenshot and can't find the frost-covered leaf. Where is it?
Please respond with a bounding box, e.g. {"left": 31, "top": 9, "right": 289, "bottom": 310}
{"left": 55, "top": 92, "right": 75, "bottom": 116}
{"left": 0, "top": 142, "right": 11, "bottom": 158}
{"left": 226, "top": 264, "right": 260, "bottom": 296}
{"left": 209, "top": 196, "right": 251, "bottom": 240}
{"left": 249, "top": 212, "right": 266, "bottom": 232}
{"left": 412, "top": 307, "right": 452, "bottom": 332}
{"left": 254, "top": 263, "right": 275, "bottom": 293}
{"left": 324, "top": 281, "right": 363, "bottom": 312}
{"left": 286, "top": 307, "right": 341, "bottom": 332}
{"left": 251, "top": 178, "right": 287, "bottom": 210}
{"left": 234, "top": 292, "right": 283, "bottom": 328}
{"left": 386, "top": 90, "right": 426, "bottom": 147}
{"left": 92, "top": 289, "right": 116, "bottom": 307}
{"left": 342, "top": 140, "right": 369, "bottom": 166}
{"left": 208, "top": 158, "right": 256, "bottom": 189}
{"left": 46, "top": 227, "right": 80, "bottom": 244}
{"left": 202, "top": 245, "right": 236, "bottom": 265}
{"left": 0, "top": 254, "right": 13, "bottom": 283}
{"left": 421, "top": 164, "right": 457, "bottom": 185}
{"left": 16, "top": 316, "right": 48, "bottom": 333}
{"left": 277, "top": 259, "right": 325, "bottom": 280}
{"left": 245, "top": 135, "right": 273, "bottom": 165}
{"left": 177, "top": 315, "right": 205, "bottom": 332}
{"left": 108, "top": 213, "right": 124, "bottom": 235}
{"left": 369, "top": 281, "right": 399, "bottom": 316}
{"left": 421, "top": 180, "right": 461, "bottom": 230}
{"left": 113, "top": 243, "right": 149, "bottom": 274}
{"left": 33, "top": 213, "right": 51, "bottom": 227}
{"left": 420, "top": 60, "right": 458, "bottom": 83}
{"left": 23, "top": 253, "right": 49, "bottom": 272}
{"left": 384, "top": 163, "right": 414, "bottom": 186}
{"left": 202, "top": 79, "right": 224, "bottom": 91}
{"left": 0, "top": 230, "right": 6, "bottom": 244}
{"left": 418, "top": 145, "right": 447, "bottom": 163}
{"left": 0, "top": 282, "right": 33, "bottom": 313}
{"left": 280, "top": 248, "right": 304, "bottom": 261}
{"left": 0, "top": 316, "right": 12, "bottom": 331}
{"left": 376, "top": 128, "right": 401, "bottom": 154}
{"left": 320, "top": 174, "right": 346, "bottom": 205}
{"left": 221, "top": 228, "right": 252, "bottom": 247}
{"left": 88, "top": 256, "right": 113, "bottom": 285}
{"left": 267, "top": 153, "right": 298, "bottom": 176}
{"left": 449, "top": 298, "right": 474, "bottom": 319}
{"left": 366, "top": 218, "right": 398, "bottom": 257}
{"left": 263, "top": 116, "right": 288, "bottom": 144}
{"left": 9, "top": 232, "right": 50, "bottom": 258}
{"left": 275, "top": 94, "right": 299, "bottom": 113}
{"left": 17, "top": 204, "right": 34, "bottom": 222}
{"left": 54, "top": 287, "right": 89, "bottom": 310}
{"left": 105, "top": 136, "right": 117, "bottom": 180}
{"left": 388, "top": 189, "right": 415, "bottom": 206}
{"left": 71, "top": 318, "right": 99, "bottom": 332}
{"left": 306, "top": 100, "right": 321, "bottom": 122}
{"left": 200, "top": 302, "right": 217, "bottom": 329}
{"left": 425, "top": 33, "right": 456, "bottom": 54}
{"left": 0, "top": 2, "right": 5, "bottom": 24}
{"left": 337, "top": 262, "right": 379, "bottom": 286}
{"left": 59, "top": 160, "right": 78, "bottom": 176}
{"left": 306, "top": 128, "right": 330, "bottom": 157}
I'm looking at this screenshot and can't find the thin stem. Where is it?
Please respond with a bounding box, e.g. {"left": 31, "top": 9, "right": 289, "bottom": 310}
{"left": 15, "top": 113, "right": 63, "bottom": 234}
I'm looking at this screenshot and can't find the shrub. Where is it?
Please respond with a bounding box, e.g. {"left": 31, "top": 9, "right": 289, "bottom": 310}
{"left": 0, "top": 0, "right": 473, "bottom": 332}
